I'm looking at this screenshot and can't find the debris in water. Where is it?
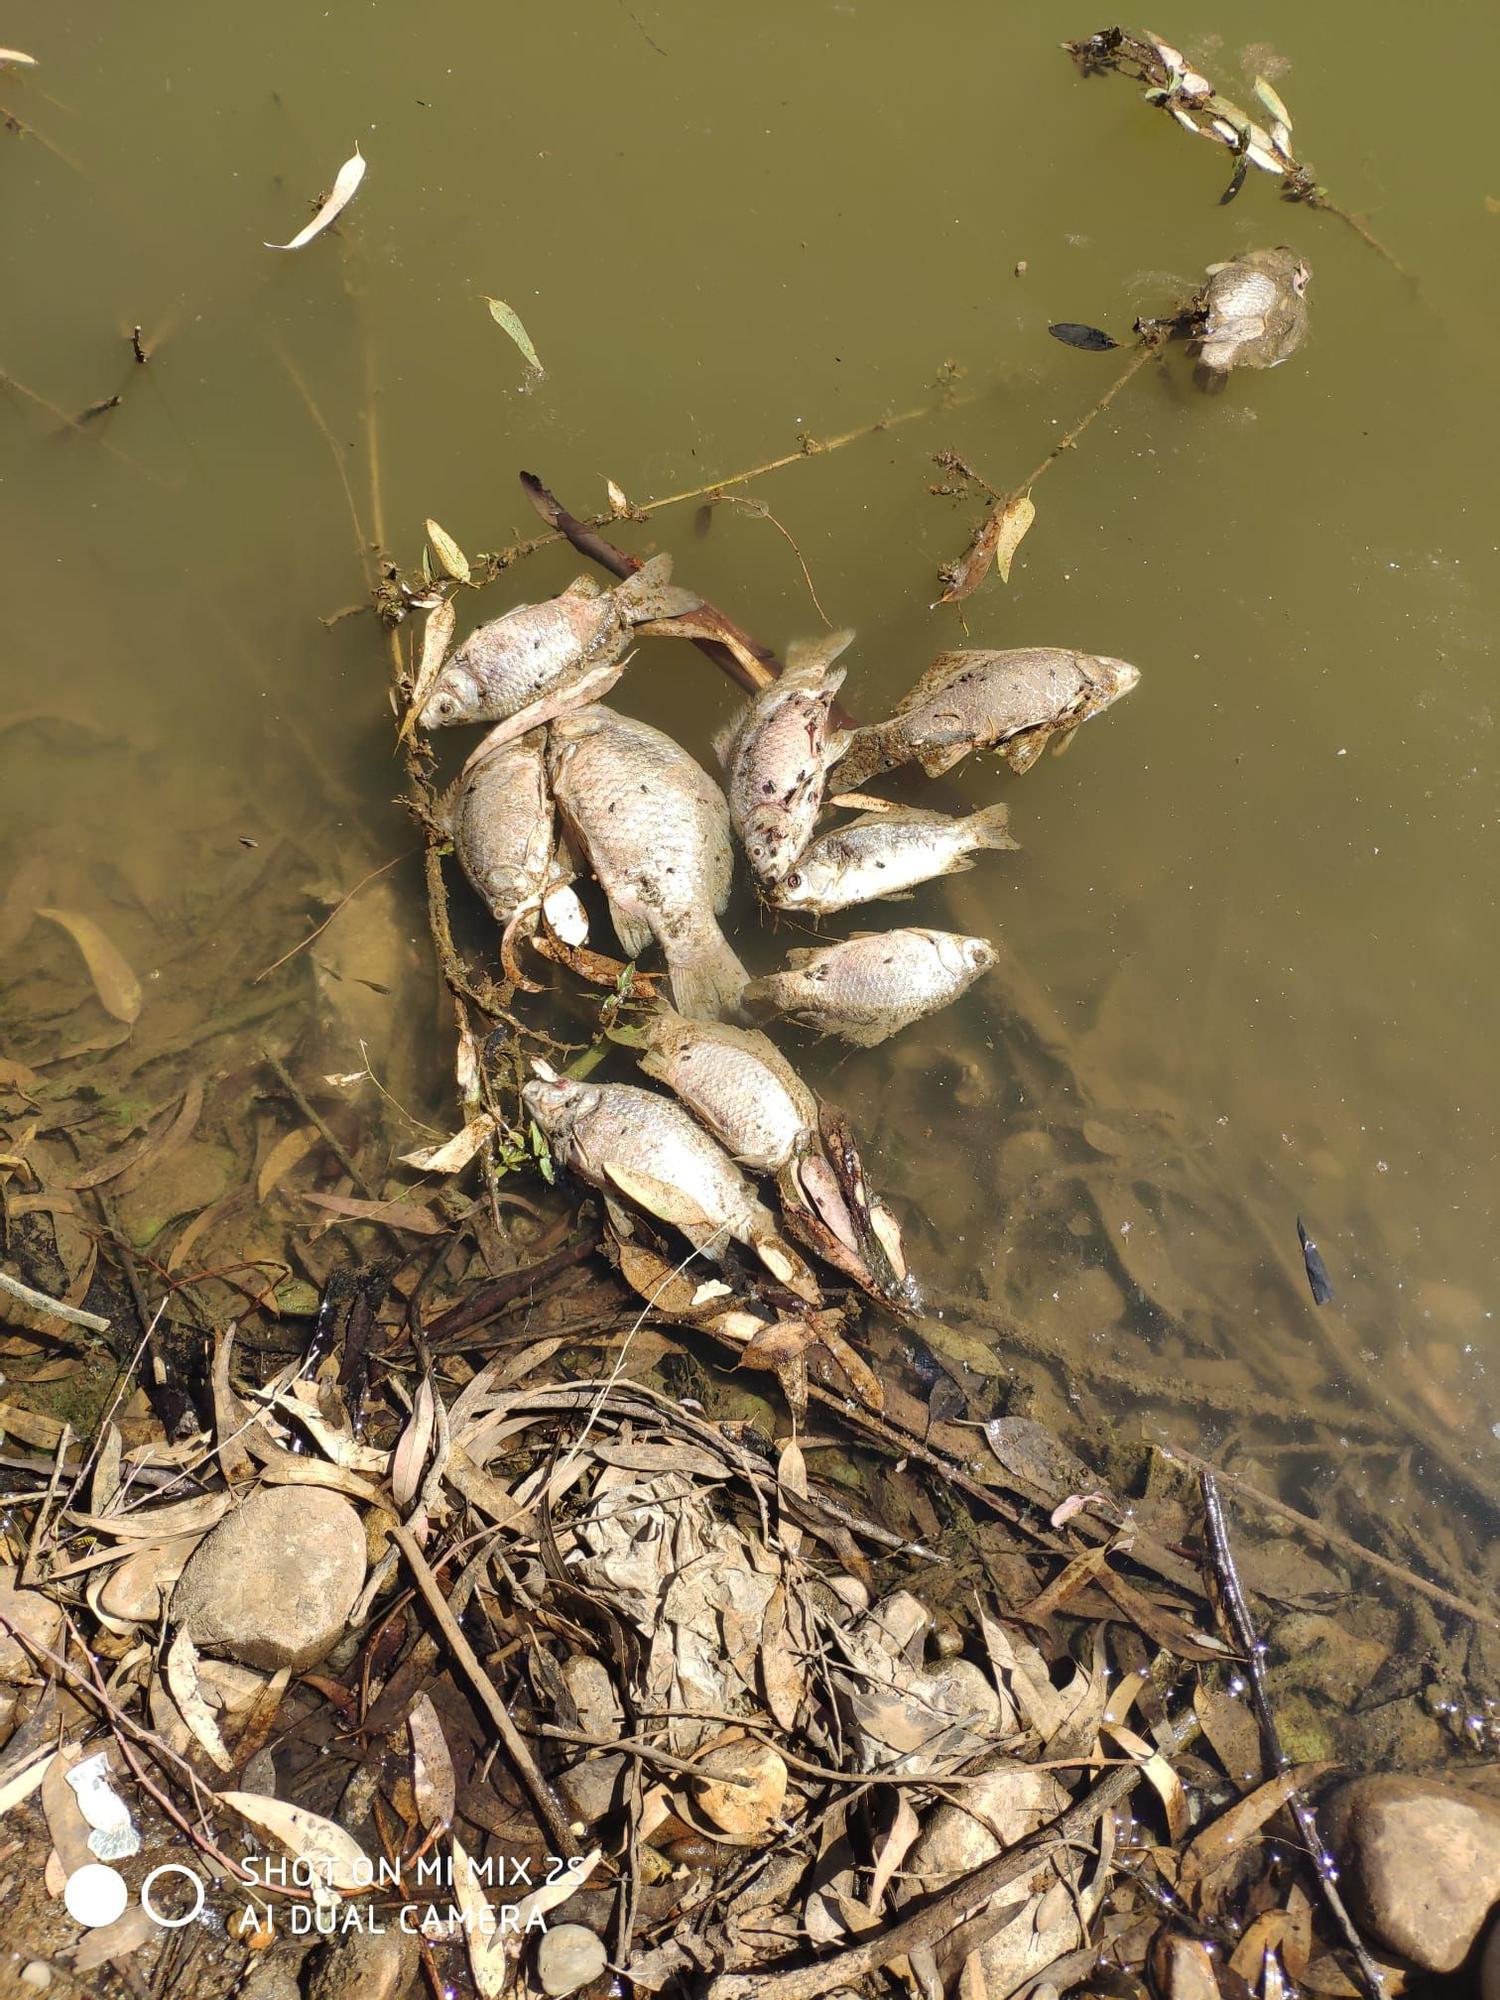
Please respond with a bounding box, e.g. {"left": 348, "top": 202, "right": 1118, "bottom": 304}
{"left": 264, "top": 144, "right": 366, "bottom": 251}
{"left": 1298, "top": 1215, "right": 1335, "bottom": 1304}
{"left": 483, "top": 295, "right": 546, "bottom": 379}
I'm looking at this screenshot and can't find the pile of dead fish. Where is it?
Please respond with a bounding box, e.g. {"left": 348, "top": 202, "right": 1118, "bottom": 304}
{"left": 413, "top": 555, "right": 1138, "bottom": 1305}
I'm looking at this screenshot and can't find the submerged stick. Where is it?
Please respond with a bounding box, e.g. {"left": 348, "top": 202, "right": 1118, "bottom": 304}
{"left": 0, "top": 1267, "right": 109, "bottom": 1333}
{"left": 1200, "top": 1472, "right": 1389, "bottom": 2000}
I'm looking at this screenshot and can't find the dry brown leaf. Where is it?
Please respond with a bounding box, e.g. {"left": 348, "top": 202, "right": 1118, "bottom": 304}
{"left": 1103, "top": 1721, "right": 1189, "bottom": 1841}
{"left": 400, "top": 1115, "right": 493, "bottom": 1175}
{"left": 265, "top": 145, "right": 365, "bottom": 250}
{"left": 299, "top": 1189, "right": 445, "bottom": 1233}
{"left": 391, "top": 1377, "right": 436, "bottom": 1510}
{"left": 218, "top": 1791, "right": 372, "bottom": 1889}
{"left": 108, "top": 1078, "right": 204, "bottom": 1196}
{"left": 867, "top": 1795, "right": 921, "bottom": 1915}
{"left": 36, "top": 907, "right": 141, "bottom": 1022}
{"left": 257, "top": 1125, "right": 321, "bottom": 1201}
{"left": 992, "top": 493, "right": 1036, "bottom": 582}
{"left": 409, "top": 1692, "right": 455, "bottom": 1830}
{"left": 166, "top": 1630, "right": 233, "bottom": 1771}
{"left": 740, "top": 1318, "right": 817, "bottom": 1371}
{"left": 1181, "top": 1763, "right": 1332, "bottom": 1914}
{"left": 775, "top": 1436, "right": 808, "bottom": 1557}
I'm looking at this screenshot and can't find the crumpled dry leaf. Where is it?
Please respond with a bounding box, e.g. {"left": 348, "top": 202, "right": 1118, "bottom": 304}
{"left": 36, "top": 907, "right": 141, "bottom": 1022}
{"left": 265, "top": 145, "right": 366, "bottom": 251}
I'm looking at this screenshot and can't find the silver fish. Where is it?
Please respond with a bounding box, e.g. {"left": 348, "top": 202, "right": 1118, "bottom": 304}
{"left": 522, "top": 1070, "right": 817, "bottom": 1299}
{"left": 547, "top": 705, "right": 747, "bottom": 1021}
{"left": 714, "top": 632, "right": 853, "bottom": 888}
{"left": 833, "top": 648, "right": 1140, "bottom": 788}
{"left": 443, "top": 729, "right": 573, "bottom": 926}
{"left": 1197, "top": 246, "right": 1310, "bottom": 374}
{"left": 772, "top": 803, "right": 1017, "bottom": 917}
{"left": 418, "top": 554, "right": 698, "bottom": 731}
{"left": 637, "top": 1009, "right": 820, "bottom": 1173}
{"left": 743, "top": 928, "right": 996, "bottom": 1047}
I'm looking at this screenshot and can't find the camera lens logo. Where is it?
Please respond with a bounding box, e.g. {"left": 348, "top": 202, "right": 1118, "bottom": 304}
{"left": 63, "top": 1862, "right": 206, "bottom": 1929}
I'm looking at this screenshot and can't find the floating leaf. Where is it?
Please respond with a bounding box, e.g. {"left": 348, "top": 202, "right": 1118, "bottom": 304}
{"left": 992, "top": 493, "right": 1036, "bottom": 583}
{"left": 0, "top": 49, "right": 38, "bottom": 67}
{"left": 264, "top": 145, "right": 366, "bottom": 252}
{"left": 482, "top": 296, "right": 545, "bottom": 377}
{"left": 1048, "top": 321, "right": 1119, "bottom": 351}
{"left": 400, "top": 1113, "right": 494, "bottom": 1175}
{"left": 217, "top": 1792, "right": 371, "bottom": 1891}
{"left": 1252, "top": 75, "right": 1293, "bottom": 132}
{"left": 36, "top": 908, "right": 141, "bottom": 1023}
{"left": 606, "top": 478, "right": 630, "bottom": 516}
{"left": 403, "top": 595, "right": 457, "bottom": 742}
{"left": 424, "top": 519, "right": 470, "bottom": 584}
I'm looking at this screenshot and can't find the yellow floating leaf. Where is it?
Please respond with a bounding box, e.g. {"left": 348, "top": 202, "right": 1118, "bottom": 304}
{"left": 0, "top": 49, "right": 38, "bottom": 67}
{"left": 36, "top": 908, "right": 141, "bottom": 1023}
{"left": 992, "top": 492, "right": 1036, "bottom": 583}
{"left": 265, "top": 145, "right": 365, "bottom": 252}
{"left": 425, "top": 519, "right": 471, "bottom": 584}
{"left": 482, "top": 296, "right": 545, "bottom": 377}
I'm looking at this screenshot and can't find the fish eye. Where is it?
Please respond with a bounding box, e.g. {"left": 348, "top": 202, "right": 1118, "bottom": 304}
{"left": 786, "top": 872, "right": 802, "bottom": 890}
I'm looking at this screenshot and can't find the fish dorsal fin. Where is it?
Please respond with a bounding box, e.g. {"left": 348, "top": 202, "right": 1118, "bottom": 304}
{"left": 603, "top": 1160, "right": 715, "bottom": 1234}
{"left": 562, "top": 574, "right": 604, "bottom": 600}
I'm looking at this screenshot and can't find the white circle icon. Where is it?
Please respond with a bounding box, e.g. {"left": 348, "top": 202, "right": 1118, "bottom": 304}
{"left": 64, "top": 1863, "right": 128, "bottom": 1929}
{"left": 139, "top": 1863, "right": 206, "bottom": 1928}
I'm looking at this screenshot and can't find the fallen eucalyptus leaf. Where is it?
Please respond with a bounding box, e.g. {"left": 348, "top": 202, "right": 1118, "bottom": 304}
{"left": 1049, "top": 321, "right": 1119, "bottom": 351}
{"left": 36, "top": 907, "right": 141, "bottom": 1023}
{"left": 992, "top": 493, "right": 1036, "bottom": 584}
{"left": 265, "top": 145, "right": 366, "bottom": 251}
{"left": 217, "top": 1790, "right": 372, "bottom": 1890}
{"left": 257, "top": 1125, "right": 321, "bottom": 1201}
{"left": 425, "top": 519, "right": 471, "bottom": 584}
{"left": 409, "top": 1692, "right": 456, "bottom": 1831}
{"left": 166, "top": 1630, "right": 233, "bottom": 1772}
{"left": 0, "top": 48, "right": 38, "bottom": 66}
{"left": 1252, "top": 75, "right": 1293, "bottom": 132}
{"left": 483, "top": 295, "right": 545, "bottom": 377}
{"left": 400, "top": 1113, "right": 494, "bottom": 1175}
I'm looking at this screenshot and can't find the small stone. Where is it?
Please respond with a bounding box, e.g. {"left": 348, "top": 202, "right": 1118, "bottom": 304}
{"left": 0, "top": 1566, "right": 63, "bottom": 1682}
{"left": 307, "top": 1928, "right": 421, "bottom": 2000}
{"left": 535, "top": 1922, "right": 607, "bottom": 1997}
{"left": 169, "top": 1486, "right": 366, "bottom": 1671}
{"left": 558, "top": 1753, "right": 626, "bottom": 1826}
{"left": 1324, "top": 1774, "right": 1500, "bottom": 1972}
{"left": 19, "top": 1964, "right": 51, "bottom": 1990}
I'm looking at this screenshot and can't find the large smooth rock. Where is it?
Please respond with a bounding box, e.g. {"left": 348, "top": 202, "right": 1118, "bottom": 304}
{"left": 169, "top": 1487, "right": 366, "bottom": 1671}
{"left": 1324, "top": 1774, "right": 1500, "bottom": 1972}
{"left": 535, "top": 1923, "right": 607, "bottom": 1997}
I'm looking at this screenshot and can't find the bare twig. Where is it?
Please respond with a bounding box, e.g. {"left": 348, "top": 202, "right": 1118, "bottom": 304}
{"left": 1200, "top": 1472, "right": 1389, "bottom": 2000}
{"left": 0, "top": 1267, "right": 108, "bottom": 1333}
{"left": 260, "top": 1050, "right": 377, "bottom": 1202}
{"left": 251, "top": 853, "right": 408, "bottom": 983}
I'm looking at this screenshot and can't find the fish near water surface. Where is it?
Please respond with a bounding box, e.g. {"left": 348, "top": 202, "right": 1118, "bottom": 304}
{"left": 832, "top": 648, "right": 1140, "bottom": 789}
{"left": 1196, "top": 246, "right": 1310, "bottom": 375}
{"left": 442, "top": 729, "right": 573, "bottom": 926}
{"left": 637, "top": 1009, "right": 821, "bottom": 1174}
{"left": 546, "top": 705, "right": 747, "bottom": 1021}
{"left": 772, "top": 803, "right": 1017, "bottom": 917}
{"left": 418, "top": 554, "right": 698, "bottom": 732}
{"left": 743, "top": 927, "right": 997, "bottom": 1047}
{"left": 522, "top": 1070, "right": 818, "bottom": 1300}
{"left": 714, "top": 631, "right": 853, "bottom": 888}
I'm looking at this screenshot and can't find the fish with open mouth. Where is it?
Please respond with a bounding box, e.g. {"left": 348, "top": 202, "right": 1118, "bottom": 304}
{"left": 547, "top": 705, "right": 748, "bottom": 1021}
{"left": 523, "top": 1068, "right": 818, "bottom": 1301}
{"left": 714, "top": 631, "right": 853, "bottom": 888}
{"left": 417, "top": 554, "right": 699, "bottom": 734}
{"left": 1196, "top": 246, "right": 1310, "bottom": 375}
{"left": 772, "top": 803, "right": 1017, "bottom": 916}
{"left": 832, "top": 648, "right": 1139, "bottom": 787}
{"left": 743, "top": 928, "right": 997, "bottom": 1047}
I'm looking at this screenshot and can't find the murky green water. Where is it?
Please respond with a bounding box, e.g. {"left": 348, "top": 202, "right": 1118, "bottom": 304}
{"left": 3, "top": 6, "right": 1497, "bottom": 1531}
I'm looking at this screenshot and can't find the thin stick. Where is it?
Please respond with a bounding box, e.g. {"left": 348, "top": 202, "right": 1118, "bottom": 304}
{"left": 705, "top": 1761, "right": 1141, "bottom": 2000}
{"left": 0, "top": 1267, "right": 108, "bottom": 1333}
{"left": 260, "top": 1050, "right": 377, "bottom": 1202}
{"left": 388, "top": 1520, "right": 575, "bottom": 1855}
{"left": 1167, "top": 1445, "right": 1497, "bottom": 1630}
{"left": 1200, "top": 1473, "right": 1388, "bottom": 2000}
{"left": 265, "top": 335, "right": 372, "bottom": 583}
{"left": 251, "top": 853, "right": 407, "bottom": 982}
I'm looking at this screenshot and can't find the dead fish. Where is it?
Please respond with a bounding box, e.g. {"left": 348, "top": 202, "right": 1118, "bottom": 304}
{"left": 1196, "top": 246, "right": 1310, "bottom": 373}
{"left": 523, "top": 1069, "right": 818, "bottom": 1300}
{"left": 772, "top": 803, "right": 1017, "bottom": 917}
{"left": 638, "top": 1009, "right": 821, "bottom": 1173}
{"left": 743, "top": 928, "right": 996, "bottom": 1047}
{"left": 547, "top": 705, "right": 747, "bottom": 1021}
{"left": 832, "top": 648, "right": 1140, "bottom": 789}
{"left": 1297, "top": 1216, "right": 1334, "bottom": 1305}
{"left": 714, "top": 631, "right": 854, "bottom": 888}
{"left": 442, "top": 729, "right": 573, "bottom": 926}
{"left": 418, "top": 554, "right": 699, "bottom": 730}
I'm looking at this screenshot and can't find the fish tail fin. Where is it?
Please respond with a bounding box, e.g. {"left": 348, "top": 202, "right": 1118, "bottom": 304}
{"left": 620, "top": 552, "right": 702, "bottom": 625}
{"left": 967, "top": 802, "right": 1021, "bottom": 852}
{"left": 785, "top": 629, "right": 855, "bottom": 677}
{"left": 668, "top": 927, "right": 749, "bottom": 1022}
